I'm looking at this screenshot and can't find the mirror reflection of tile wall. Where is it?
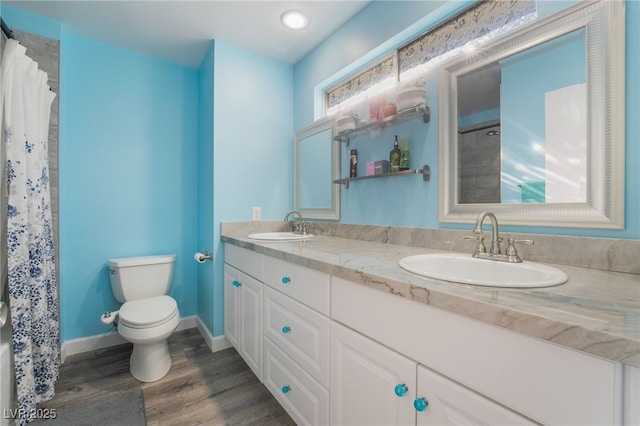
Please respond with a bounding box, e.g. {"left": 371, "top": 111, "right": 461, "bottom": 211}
{"left": 458, "top": 123, "right": 501, "bottom": 204}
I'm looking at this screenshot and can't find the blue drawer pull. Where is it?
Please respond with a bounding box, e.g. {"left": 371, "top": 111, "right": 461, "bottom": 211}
{"left": 232, "top": 280, "right": 241, "bottom": 287}
{"left": 281, "top": 276, "right": 291, "bottom": 284}
{"left": 414, "top": 397, "right": 428, "bottom": 412}
{"left": 394, "top": 384, "right": 408, "bottom": 397}
{"left": 281, "top": 385, "right": 291, "bottom": 394}
{"left": 282, "top": 326, "right": 291, "bottom": 334}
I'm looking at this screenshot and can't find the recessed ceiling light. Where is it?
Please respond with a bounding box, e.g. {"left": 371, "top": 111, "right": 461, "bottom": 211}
{"left": 281, "top": 10, "right": 308, "bottom": 30}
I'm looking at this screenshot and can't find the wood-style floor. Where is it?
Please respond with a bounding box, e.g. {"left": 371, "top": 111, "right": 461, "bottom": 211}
{"left": 36, "top": 328, "right": 295, "bottom": 425}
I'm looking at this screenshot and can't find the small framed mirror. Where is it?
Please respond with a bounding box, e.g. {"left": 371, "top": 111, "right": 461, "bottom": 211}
{"left": 439, "top": 0, "right": 625, "bottom": 228}
{"left": 293, "top": 117, "right": 340, "bottom": 220}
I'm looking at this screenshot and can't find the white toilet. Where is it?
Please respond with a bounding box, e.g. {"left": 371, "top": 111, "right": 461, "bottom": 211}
{"left": 107, "top": 254, "right": 180, "bottom": 382}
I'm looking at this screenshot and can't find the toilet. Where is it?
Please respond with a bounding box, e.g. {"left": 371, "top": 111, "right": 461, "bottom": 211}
{"left": 107, "top": 254, "right": 180, "bottom": 382}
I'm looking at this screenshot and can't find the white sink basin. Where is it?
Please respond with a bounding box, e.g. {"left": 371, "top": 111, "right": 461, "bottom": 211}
{"left": 398, "top": 253, "right": 567, "bottom": 288}
{"left": 247, "top": 232, "right": 313, "bottom": 241}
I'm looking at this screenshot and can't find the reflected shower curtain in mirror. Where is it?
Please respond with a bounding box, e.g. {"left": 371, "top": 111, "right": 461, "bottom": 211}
{"left": 1, "top": 39, "right": 59, "bottom": 425}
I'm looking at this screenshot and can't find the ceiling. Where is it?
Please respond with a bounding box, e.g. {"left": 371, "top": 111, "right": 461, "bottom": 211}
{"left": 4, "top": 1, "right": 371, "bottom": 68}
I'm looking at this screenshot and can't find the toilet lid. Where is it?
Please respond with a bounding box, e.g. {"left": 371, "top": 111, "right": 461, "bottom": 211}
{"left": 119, "top": 295, "right": 178, "bottom": 328}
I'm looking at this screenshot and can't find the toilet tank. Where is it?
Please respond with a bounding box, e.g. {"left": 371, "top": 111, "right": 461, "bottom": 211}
{"left": 107, "top": 254, "right": 176, "bottom": 302}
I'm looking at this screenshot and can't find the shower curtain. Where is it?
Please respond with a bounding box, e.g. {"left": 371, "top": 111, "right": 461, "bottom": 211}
{"left": 1, "top": 39, "right": 59, "bottom": 425}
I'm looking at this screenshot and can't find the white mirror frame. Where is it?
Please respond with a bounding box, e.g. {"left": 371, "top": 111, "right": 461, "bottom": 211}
{"left": 439, "top": 0, "right": 625, "bottom": 228}
{"left": 293, "top": 117, "right": 341, "bottom": 220}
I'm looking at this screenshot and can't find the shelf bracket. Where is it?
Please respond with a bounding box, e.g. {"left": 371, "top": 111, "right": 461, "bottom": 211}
{"left": 421, "top": 165, "right": 431, "bottom": 181}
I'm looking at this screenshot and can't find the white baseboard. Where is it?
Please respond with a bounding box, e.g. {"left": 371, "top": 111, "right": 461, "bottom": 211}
{"left": 61, "top": 315, "right": 207, "bottom": 363}
{"left": 196, "top": 316, "right": 232, "bottom": 353}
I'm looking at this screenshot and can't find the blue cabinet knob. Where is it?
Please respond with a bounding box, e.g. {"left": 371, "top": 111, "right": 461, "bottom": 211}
{"left": 282, "top": 326, "right": 291, "bottom": 334}
{"left": 232, "top": 280, "right": 241, "bottom": 287}
{"left": 394, "top": 384, "right": 408, "bottom": 397}
{"left": 282, "top": 276, "right": 291, "bottom": 284}
{"left": 414, "top": 397, "right": 428, "bottom": 412}
{"left": 281, "top": 385, "right": 291, "bottom": 394}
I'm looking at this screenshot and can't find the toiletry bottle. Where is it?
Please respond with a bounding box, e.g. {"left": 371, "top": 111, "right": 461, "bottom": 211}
{"left": 350, "top": 149, "right": 358, "bottom": 178}
{"left": 389, "top": 135, "right": 401, "bottom": 172}
{"left": 399, "top": 137, "right": 410, "bottom": 171}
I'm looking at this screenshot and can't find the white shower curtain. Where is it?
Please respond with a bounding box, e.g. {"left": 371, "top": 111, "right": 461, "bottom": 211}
{"left": 1, "top": 39, "right": 59, "bottom": 426}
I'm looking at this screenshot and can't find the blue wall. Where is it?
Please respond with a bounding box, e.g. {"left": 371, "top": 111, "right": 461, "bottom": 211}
{"left": 4, "top": 5, "right": 293, "bottom": 343}
{"left": 4, "top": 6, "right": 200, "bottom": 342}
{"left": 197, "top": 44, "right": 215, "bottom": 334}
{"left": 293, "top": 0, "right": 640, "bottom": 239}
{"left": 211, "top": 41, "right": 293, "bottom": 336}
{"left": 4, "top": 0, "right": 638, "bottom": 344}
{"left": 59, "top": 34, "right": 199, "bottom": 341}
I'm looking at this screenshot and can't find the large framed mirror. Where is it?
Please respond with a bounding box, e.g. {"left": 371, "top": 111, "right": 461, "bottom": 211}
{"left": 294, "top": 117, "right": 340, "bottom": 220}
{"left": 439, "top": 0, "right": 625, "bottom": 228}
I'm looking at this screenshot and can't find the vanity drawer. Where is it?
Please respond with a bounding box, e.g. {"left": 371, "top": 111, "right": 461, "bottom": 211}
{"left": 264, "top": 286, "right": 330, "bottom": 387}
{"left": 264, "top": 337, "right": 329, "bottom": 426}
{"left": 225, "top": 244, "right": 263, "bottom": 281}
{"left": 262, "top": 255, "right": 330, "bottom": 315}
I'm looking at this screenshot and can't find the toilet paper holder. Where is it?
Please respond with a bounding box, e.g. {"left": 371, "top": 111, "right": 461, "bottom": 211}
{"left": 194, "top": 251, "right": 213, "bottom": 263}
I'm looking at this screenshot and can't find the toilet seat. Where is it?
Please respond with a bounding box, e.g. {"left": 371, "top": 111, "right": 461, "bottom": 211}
{"left": 119, "top": 295, "right": 178, "bottom": 329}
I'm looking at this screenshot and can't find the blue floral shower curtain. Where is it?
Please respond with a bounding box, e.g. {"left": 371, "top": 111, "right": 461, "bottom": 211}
{"left": 1, "top": 39, "right": 59, "bottom": 425}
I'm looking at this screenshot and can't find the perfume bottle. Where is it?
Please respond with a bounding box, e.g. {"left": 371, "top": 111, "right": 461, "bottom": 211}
{"left": 389, "top": 135, "right": 401, "bottom": 173}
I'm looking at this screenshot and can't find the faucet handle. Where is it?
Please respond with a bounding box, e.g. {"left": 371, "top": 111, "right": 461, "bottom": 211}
{"left": 505, "top": 238, "right": 534, "bottom": 262}
{"left": 464, "top": 235, "right": 487, "bottom": 256}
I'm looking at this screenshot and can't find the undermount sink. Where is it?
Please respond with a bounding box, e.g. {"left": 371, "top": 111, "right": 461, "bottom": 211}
{"left": 247, "top": 232, "right": 313, "bottom": 241}
{"left": 398, "top": 253, "right": 568, "bottom": 288}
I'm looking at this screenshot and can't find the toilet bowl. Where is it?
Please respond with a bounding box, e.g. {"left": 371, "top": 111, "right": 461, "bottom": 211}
{"left": 107, "top": 254, "right": 180, "bottom": 382}
{"left": 117, "top": 295, "right": 180, "bottom": 382}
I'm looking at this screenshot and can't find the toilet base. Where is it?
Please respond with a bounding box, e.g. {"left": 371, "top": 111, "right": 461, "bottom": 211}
{"left": 129, "top": 340, "right": 172, "bottom": 382}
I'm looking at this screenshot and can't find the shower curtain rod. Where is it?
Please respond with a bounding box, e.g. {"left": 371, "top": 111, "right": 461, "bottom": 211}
{"left": 1, "top": 17, "right": 16, "bottom": 39}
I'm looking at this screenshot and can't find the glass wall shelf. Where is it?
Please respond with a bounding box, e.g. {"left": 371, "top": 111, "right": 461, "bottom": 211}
{"left": 334, "top": 165, "right": 430, "bottom": 189}
{"left": 334, "top": 106, "right": 430, "bottom": 144}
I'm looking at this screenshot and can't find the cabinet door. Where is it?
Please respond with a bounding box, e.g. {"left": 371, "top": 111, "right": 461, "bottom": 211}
{"left": 331, "top": 321, "right": 416, "bottom": 426}
{"left": 239, "top": 272, "right": 263, "bottom": 381}
{"left": 224, "top": 264, "right": 263, "bottom": 381}
{"left": 223, "top": 264, "right": 241, "bottom": 349}
{"left": 416, "top": 365, "right": 536, "bottom": 426}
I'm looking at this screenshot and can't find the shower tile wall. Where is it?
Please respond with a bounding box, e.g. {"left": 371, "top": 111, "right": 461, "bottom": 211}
{"left": 11, "top": 30, "right": 60, "bottom": 283}
{"left": 458, "top": 123, "right": 501, "bottom": 204}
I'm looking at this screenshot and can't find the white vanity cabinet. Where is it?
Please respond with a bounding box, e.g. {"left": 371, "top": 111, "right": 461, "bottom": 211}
{"left": 223, "top": 264, "right": 263, "bottom": 381}
{"left": 261, "top": 255, "right": 331, "bottom": 425}
{"left": 415, "top": 365, "right": 535, "bottom": 425}
{"left": 331, "top": 321, "right": 417, "bottom": 425}
{"left": 224, "top": 245, "right": 264, "bottom": 381}
{"left": 332, "top": 276, "right": 622, "bottom": 425}
{"left": 223, "top": 243, "right": 629, "bottom": 426}
{"left": 331, "top": 321, "right": 534, "bottom": 426}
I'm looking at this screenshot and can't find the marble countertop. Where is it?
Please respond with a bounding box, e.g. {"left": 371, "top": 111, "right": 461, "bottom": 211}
{"left": 221, "top": 225, "right": 640, "bottom": 368}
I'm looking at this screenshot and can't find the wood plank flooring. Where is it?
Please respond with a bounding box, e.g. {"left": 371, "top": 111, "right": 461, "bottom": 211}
{"left": 36, "top": 328, "right": 295, "bottom": 425}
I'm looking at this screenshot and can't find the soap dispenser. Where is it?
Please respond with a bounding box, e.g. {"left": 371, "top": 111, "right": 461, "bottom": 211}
{"left": 389, "top": 135, "right": 401, "bottom": 172}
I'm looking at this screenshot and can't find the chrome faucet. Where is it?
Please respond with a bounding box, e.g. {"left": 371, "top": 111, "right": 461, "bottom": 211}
{"left": 466, "top": 211, "right": 534, "bottom": 263}
{"left": 473, "top": 211, "right": 501, "bottom": 255}
{"left": 283, "top": 210, "right": 306, "bottom": 235}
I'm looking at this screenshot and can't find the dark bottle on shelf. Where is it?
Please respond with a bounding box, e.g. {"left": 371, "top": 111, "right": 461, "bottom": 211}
{"left": 389, "top": 136, "right": 401, "bottom": 173}
{"left": 350, "top": 149, "right": 358, "bottom": 178}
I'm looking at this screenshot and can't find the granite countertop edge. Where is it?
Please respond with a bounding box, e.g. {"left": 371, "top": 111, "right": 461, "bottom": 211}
{"left": 221, "top": 232, "right": 640, "bottom": 368}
